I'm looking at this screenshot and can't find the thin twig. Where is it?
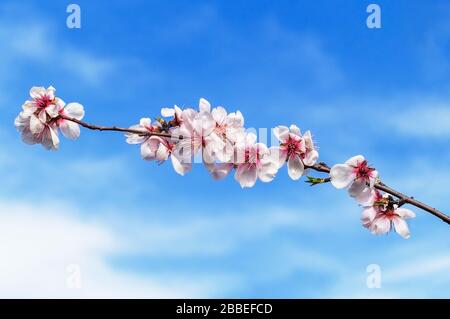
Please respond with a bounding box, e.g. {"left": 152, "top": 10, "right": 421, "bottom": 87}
{"left": 61, "top": 115, "right": 174, "bottom": 138}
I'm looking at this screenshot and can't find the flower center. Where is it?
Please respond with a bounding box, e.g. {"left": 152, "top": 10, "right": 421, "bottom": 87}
{"left": 282, "top": 136, "right": 302, "bottom": 156}
{"left": 355, "top": 160, "right": 375, "bottom": 181}
{"left": 214, "top": 123, "right": 227, "bottom": 138}
{"left": 35, "top": 95, "right": 54, "bottom": 109}
{"left": 382, "top": 209, "right": 397, "bottom": 220}
{"left": 244, "top": 147, "right": 261, "bottom": 165}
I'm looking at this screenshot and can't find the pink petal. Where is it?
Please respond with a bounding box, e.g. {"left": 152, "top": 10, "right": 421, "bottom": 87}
{"left": 345, "top": 155, "right": 365, "bottom": 167}
{"left": 273, "top": 126, "right": 289, "bottom": 142}
{"left": 29, "top": 114, "right": 44, "bottom": 134}
{"left": 392, "top": 216, "right": 411, "bottom": 239}
{"left": 64, "top": 103, "right": 85, "bottom": 120}
{"left": 269, "top": 146, "right": 288, "bottom": 168}
{"left": 330, "top": 164, "right": 355, "bottom": 189}
{"left": 355, "top": 187, "right": 375, "bottom": 206}
{"left": 59, "top": 120, "right": 80, "bottom": 140}
{"left": 235, "top": 164, "right": 258, "bottom": 188}
{"left": 395, "top": 208, "right": 415, "bottom": 219}
{"left": 370, "top": 216, "right": 391, "bottom": 235}
{"left": 29, "top": 87, "right": 46, "bottom": 99}
{"left": 287, "top": 154, "right": 304, "bottom": 180}
{"left": 199, "top": 98, "right": 211, "bottom": 113}
{"left": 45, "top": 104, "right": 60, "bottom": 118}
{"left": 289, "top": 124, "right": 301, "bottom": 136}
{"left": 211, "top": 106, "right": 227, "bottom": 125}
{"left": 361, "top": 207, "right": 377, "bottom": 228}
{"left": 41, "top": 126, "right": 60, "bottom": 151}
{"left": 348, "top": 180, "right": 367, "bottom": 198}
{"left": 206, "top": 163, "right": 233, "bottom": 180}
{"left": 171, "top": 155, "right": 191, "bottom": 176}
{"left": 258, "top": 160, "right": 278, "bottom": 182}
{"left": 303, "top": 149, "right": 319, "bottom": 166}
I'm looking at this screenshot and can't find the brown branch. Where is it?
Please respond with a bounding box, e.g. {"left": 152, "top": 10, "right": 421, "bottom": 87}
{"left": 61, "top": 115, "right": 174, "bottom": 138}
{"left": 308, "top": 163, "right": 450, "bottom": 225}
{"left": 61, "top": 116, "right": 450, "bottom": 226}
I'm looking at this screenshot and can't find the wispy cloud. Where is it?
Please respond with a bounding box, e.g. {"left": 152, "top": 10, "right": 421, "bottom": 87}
{"left": 0, "top": 17, "right": 115, "bottom": 87}
{"left": 0, "top": 200, "right": 239, "bottom": 298}
{"left": 388, "top": 104, "right": 450, "bottom": 138}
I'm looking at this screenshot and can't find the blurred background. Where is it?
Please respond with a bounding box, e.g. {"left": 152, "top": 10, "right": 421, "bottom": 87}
{"left": 0, "top": 0, "right": 449, "bottom": 298}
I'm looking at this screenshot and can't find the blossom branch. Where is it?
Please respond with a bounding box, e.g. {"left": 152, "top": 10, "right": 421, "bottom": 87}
{"left": 14, "top": 86, "right": 450, "bottom": 239}
{"left": 62, "top": 116, "right": 450, "bottom": 225}
{"left": 307, "top": 163, "right": 450, "bottom": 225}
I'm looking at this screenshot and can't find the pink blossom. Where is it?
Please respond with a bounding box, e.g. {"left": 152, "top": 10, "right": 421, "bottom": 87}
{"left": 57, "top": 103, "right": 85, "bottom": 140}
{"left": 361, "top": 190, "right": 415, "bottom": 239}
{"left": 205, "top": 162, "right": 234, "bottom": 180}
{"left": 153, "top": 136, "right": 192, "bottom": 176}
{"left": 161, "top": 105, "right": 183, "bottom": 127}
{"left": 173, "top": 100, "right": 224, "bottom": 164}
{"left": 234, "top": 133, "right": 278, "bottom": 188}
{"left": 270, "top": 125, "right": 319, "bottom": 180}
{"left": 330, "top": 155, "right": 378, "bottom": 199}
{"left": 22, "top": 86, "right": 63, "bottom": 120}
{"left": 15, "top": 87, "right": 84, "bottom": 150}
{"left": 125, "top": 118, "right": 190, "bottom": 175}
{"left": 125, "top": 117, "right": 163, "bottom": 159}
{"left": 196, "top": 98, "right": 245, "bottom": 162}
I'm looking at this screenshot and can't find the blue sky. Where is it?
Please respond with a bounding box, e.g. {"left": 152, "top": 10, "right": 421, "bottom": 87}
{"left": 0, "top": 0, "right": 449, "bottom": 298}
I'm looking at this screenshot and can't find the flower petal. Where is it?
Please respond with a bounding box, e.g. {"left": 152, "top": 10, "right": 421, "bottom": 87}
{"left": 206, "top": 163, "right": 233, "bottom": 180}
{"left": 235, "top": 165, "right": 258, "bottom": 188}
{"left": 303, "top": 149, "right": 319, "bottom": 166}
{"left": 29, "top": 87, "right": 46, "bottom": 99}
{"left": 156, "top": 143, "right": 170, "bottom": 161}
{"left": 395, "top": 208, "right": 416, "bottom": 219}
{"left": 199, "top": 98, "right": 211, "bottom": 113}
{"left": 46, "top": 104, "right": 60, "bottom": 118}
{"left": 289, "top": 124, "right": 301, "bottom": 136}
{"left": 41, "top": 126, "right": 60, "bottom": 151}
{"left": 392, "top": 217, "right": 411, "bottom": 239}
{"left": 29, "top": 114, "right": 44, "bottom": 134}
{"left": 161, "top": 108, "right": 175, "bottom": 117}
{"left": 370, "top": 216, "right": 391, "bottom": 235}
{"left": 287, "top": 154, "right": 304, "bottom": 180}
{"left": 345, "top": 155, "right": 365, "bottom": 167}
{"left": 273, "top": 126, "right": 289, "bottom": 142}
{"left": 258, "top": 160, "right": 278, "bottom": 182}
{"left": 171, "top": 154, "right": 191, "bottom": 176}
{"left": 369, "top": 170, "right": 379, "bottom": 187}
{"left": 22, "top": 101, "right": 37, "bottom": 116}
{"left": 46, "top": 86, "right": 56, "bottom": 100}
{"left": 269, "top": 146, "right": 288, "bottom": 168}
{"left": 64, "top": 103, "right": 85, "bottom": 120}
{"left": 59, "top": 120, "right": 81, "bottom": 140}
{"left": 348, "top": 180, "right": 367, "bottom": 198}
{"left": 21, "top": 129, "right": 37, "bottom": 145}
{"left": 211, "top": 106, "right": 227, "bottom": 125}
{"left": 361, "top": 207, "right": 377, "bottom": 228}
{"left": 139, "top": 118, "right": 151, "bottom": 128}
{"left": 355, "top": 187, "right": 375, "bottom": 206}
{"left": 330, "top": 164, "right": 355, "bottom": 189}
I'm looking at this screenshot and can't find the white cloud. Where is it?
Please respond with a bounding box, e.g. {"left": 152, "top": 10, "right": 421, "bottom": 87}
{"left": 383, "top": 254, "right": 450, "bottom": 283}
{"left": 389, "top": 105, "right": 450, "bottom": 138}
{"left": 0, "top": 20, "right": 115, "bottom": 87}
{"left": 112, "top": 203, "right": 359, "bottom": 258}
{"left": 0, "top": 200, "right": 239, "bottom": 298}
